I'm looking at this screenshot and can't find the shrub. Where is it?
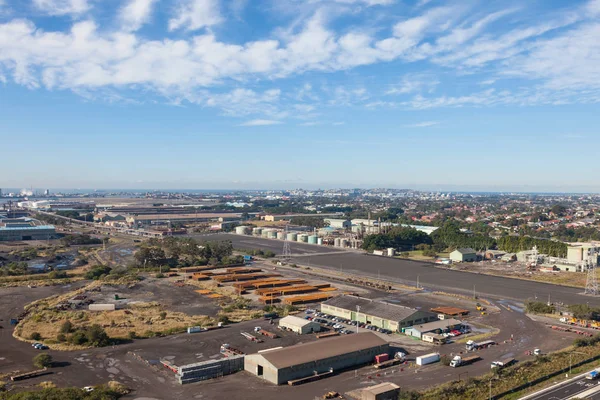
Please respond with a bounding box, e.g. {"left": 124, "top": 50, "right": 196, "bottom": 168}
{"left": 128, "top": 331, "right": 137, "bottom": 340}
{"left": 29, "top": 332, "right": 42, "bottom": 341}
{"left": 70, "top": 331, "right": 88, "bottom": 345}
{"left": 86, "top": 324, "right": 111, "bottom": 347}
{"left": 440, "top": 354, "right": 452, "bottom": 366}
{"left": 525, "top": 301, "right": 555, "bottom": 314}
{"left": 56, "top": 333, "right": 66, "bottom": 342}
{"left": 217, "top": 315, "right": 230, "bottom": 324}
{"left": 33, "top": 353, "right": 53, "bottom": 369}
{"left": 60, "top": 320, "right": 73, "bottom": 334}
{"left": 159, "top": 311, "right": 167, "bottom": 320}
{"left": 48, "top": 270, "right": 68, "bottom": 279}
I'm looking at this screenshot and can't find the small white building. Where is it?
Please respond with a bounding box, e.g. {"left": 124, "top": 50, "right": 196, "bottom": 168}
{"left": 324, "top": 219, "right": 352, "bottom": 229}
{"left": 450, "top": 248, "right": 477, "bottom": 262}
{"left": 278, "top": 315, "right": 320, "bottom": 334}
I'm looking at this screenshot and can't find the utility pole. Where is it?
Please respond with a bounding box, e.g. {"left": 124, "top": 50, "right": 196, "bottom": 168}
{"left": 417, "top": 275, "right": 420, "bottom": 289}
{"left": 356, "top": 305, "right": 360, "bottom": 333}
{"left": 473, "top": 285, "right": 476, "bottom": 299}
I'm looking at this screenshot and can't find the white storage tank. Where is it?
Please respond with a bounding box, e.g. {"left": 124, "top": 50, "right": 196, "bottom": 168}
{"left": 261, "top": 229, "right": 271, "bottom": 238}
{"left": 308, "top": 235, "right": 318, "bottom": 244}
{"left": 269, "top": 230, "right": 278, "bottom": 239}
{"left": 340, "top": 239, "right": 348, "bottom": 248}
{"left": 317, "top": 238, "right": 323, "bottom": 245}
{"left": 235, "top": 226, "right": 249, "bottom": 235}
{"left": 334, "top": 238, "right": 341, "bottom": 247}
{"left": 298, "top": 234, "right": 308, "bottom": 243}
{"left": 387, "top": 248, "right": 396, "bottom": 257}
{"left": 276, "top": 231, "right": 286, "bottom": 240}
{"left": 286, "top": 232, "right": 297, "bottom": 241}
{"left": 252, "top": 227, "right": 262, "bottom": 236}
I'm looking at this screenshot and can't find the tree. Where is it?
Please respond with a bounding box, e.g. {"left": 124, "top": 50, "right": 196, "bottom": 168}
{"left": 33, "top": 353, "right": 53, "bottom": 369}
{"left": 85, "top": 324, "right": 111, "bottom": 347}
{"left": 60, "top": 320, "right": 73, "bottom": 334}
{"left": 84, "top": 265, "right": 112, "bottom": 280}
{"left": 30, "top": 332, "right": 42, "bottom": 341}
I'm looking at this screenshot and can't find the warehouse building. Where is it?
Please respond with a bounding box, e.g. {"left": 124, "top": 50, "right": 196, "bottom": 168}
{"left": 450, "top": 248, "right": 477, "bottom": 262}
{"left": 361, "top": 382, "right": 400, "bottom": 400}
{"left": 244, "top": 332, "right": 389, "bottom": 385}
{"left": 0, "top": 225, "right": 56, "bottom": 241}
{"left": 403, "top": 318, "right": 463, "bottom": 339}
{"left": 321, "top": 295, "right": 438, "bottom": 332}
{"left": 278, "top": 315, "right": 320, "bottom": 334}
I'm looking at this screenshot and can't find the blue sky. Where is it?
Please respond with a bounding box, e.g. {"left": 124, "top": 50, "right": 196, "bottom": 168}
{"left": 1, "top": 0, "right": 600, "bottom": 191}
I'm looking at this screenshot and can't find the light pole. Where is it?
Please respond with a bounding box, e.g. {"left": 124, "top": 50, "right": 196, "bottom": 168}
{"left": 569, "top": 351, "right": 586, "bottom": 376}
{"left": 356, "top": 305, "right": 360, "bottom": 333}
{"left": 417, "top": 275, "right": 420, "bottom": 289}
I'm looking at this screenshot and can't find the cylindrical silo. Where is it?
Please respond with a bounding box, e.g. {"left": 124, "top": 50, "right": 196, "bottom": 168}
{"left": 276, "top": 231, "right": 285, "bottom": 240}
{"left": 252, "top": 227, "right": 262, "bottom": 236}
{"left": 298, "top": 234, "right": 308, "bottom": 243}
{"left": 269, "top": 230, "right": 278, "bottom": 239}
{"left": 287, "top": 232, "right": 297, "bottom": 241}
{"left": 308, "top": 235, "right": 318, "bottom": 244}
{"left": 340, "top": 239, "right": 348, "bottom": 248}
{"left": 317, "top": 238, "right": 323, "bottom": 245}
{"left": 261, "top": 229, "right": 270, "bottom": 238}
{"left": 334, "top": 238, "right": 341, "bottom": 247}
{"left": 235, "top": 226, "right": 249, "bottom": 235}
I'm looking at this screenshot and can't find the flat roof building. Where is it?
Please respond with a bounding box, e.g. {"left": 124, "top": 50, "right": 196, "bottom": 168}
{"left": 244, "top": 332, "right": 388, "bottom": 385}
{"left": 362, "top": 382, "right": 400, "bottom": 400}
{"left": 0, "top": 225, "right": 56, "bottom": 241}
{"left": 321, "top": 295, "right": 438, "bottom": 332}
{"left": 278, "top": 315, "right": 320, "bottom": 334}
{"left": 404, "top": 318, "right": 462, "bottom": 339}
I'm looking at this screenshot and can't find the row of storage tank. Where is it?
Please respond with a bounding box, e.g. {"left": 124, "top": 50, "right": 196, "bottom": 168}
{"left": 234, "top": 226, "right": 360, "bottom": 248}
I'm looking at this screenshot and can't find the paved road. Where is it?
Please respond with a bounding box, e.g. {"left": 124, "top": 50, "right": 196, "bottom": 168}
{"left": 523, "top": 375, "right": 600, "bottom": 400}
{"left": 201, "top": 234, "right": 600, "bottom": 307}
{"left": 188, "top": 233, "right": 353, "bottom": 256}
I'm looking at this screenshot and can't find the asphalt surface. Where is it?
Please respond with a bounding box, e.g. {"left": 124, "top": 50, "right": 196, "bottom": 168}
{"left": 202, "top": 234, "right": 600, "bottom": 307}
{"left": 524, "top": 375, "right": 600, "bottom": 400}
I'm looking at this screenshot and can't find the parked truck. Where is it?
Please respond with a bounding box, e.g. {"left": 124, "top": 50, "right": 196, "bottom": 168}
{"left": 416, "top": 353, "right": 440, "bottom": 366}
{"left": 450, "top": 355, "right": 480, "bottom": 368}
{"left": 491, "top": 357, "right": 516, "bottom": 369}
{"left": 466, "top": 340, "right": 496, "bottom": 351}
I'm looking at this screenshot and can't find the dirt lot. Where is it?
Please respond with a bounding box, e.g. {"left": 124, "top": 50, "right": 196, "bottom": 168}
{"left": 0, "top": 256, "right": 587, "bottom": 400}
{"left": 454, "top": 260, "right": 587, "bottom": 288}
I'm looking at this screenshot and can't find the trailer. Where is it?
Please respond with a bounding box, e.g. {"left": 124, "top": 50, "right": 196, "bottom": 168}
{"left": 241, "top": 332, "right": 263, "bottom": 343}
{"left": 491, "top": 357, "right": 516, "bottom": 369}
{"left": 316, "top": 332, "right": 340, "bottom": 339}
{"left": 10, "top": 368, "right": 50, "bottom": 381}
{"left": 466, "top": 340, "right": 496, "bottom": 351}
{"left": 416, "top": 353, "right": 440, "bottom": 366}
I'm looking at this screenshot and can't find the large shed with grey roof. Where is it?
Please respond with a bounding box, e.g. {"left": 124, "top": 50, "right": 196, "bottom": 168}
{"left": 244, "top": 332, "right": 389, "bottom": 385}
{"left": 321, "top": 295, "right": 438, "bottom": 332}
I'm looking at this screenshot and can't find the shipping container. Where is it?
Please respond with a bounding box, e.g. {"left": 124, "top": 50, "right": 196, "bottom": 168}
{"left": 416, "top": 353, "right": 440, "bottom": 366}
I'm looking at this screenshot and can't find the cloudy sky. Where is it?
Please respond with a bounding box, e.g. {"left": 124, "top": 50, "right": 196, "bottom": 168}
{"left": 1, "top": 0, "right": 599, "bottom": 191}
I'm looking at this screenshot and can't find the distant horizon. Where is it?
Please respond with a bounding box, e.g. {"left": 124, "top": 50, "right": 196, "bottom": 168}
{"left": 2, "top": 186, "right": 600, "bottom": 196}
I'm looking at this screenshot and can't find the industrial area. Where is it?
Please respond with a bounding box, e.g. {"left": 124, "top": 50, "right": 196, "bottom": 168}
{"left": 2, "top": 192, "right": 600, "bottom": 400}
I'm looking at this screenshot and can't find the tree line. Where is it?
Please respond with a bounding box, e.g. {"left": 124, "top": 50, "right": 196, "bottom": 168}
{"left": 362, "top": 219, "right": 568, "bottom": 257}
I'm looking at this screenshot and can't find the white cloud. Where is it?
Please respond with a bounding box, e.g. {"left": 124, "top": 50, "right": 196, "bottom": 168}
{"left": 239, "top": 119, "right": 282, "bottom": 126}
{"left": 328, "top": 0, "right": 394, "bottom": 5}
{"left": 332, "top": 121, "right": 345, "bottom": 125}
{"left": 119, "top": 0, "right": 157, "bottom": 32}
{"left": 505, "top": 23, "right": 600, "bottom": 90}
{"left": 169, "top": 0, "right": 223, "bottom": 31}
{"left": 405, "top": 121, "right": 439, "bottom": 127}
{"left": 298, "top": 121, "right": 321, "bottom": 126}
{"left": 386, "top": 73, "right": 439, "bottom": 95}
{"left": 32, "top": 0, "right": 89, "bottom": 16}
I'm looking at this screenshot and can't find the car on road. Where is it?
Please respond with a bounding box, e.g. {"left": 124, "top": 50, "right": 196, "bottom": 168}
{"left": 82, "top": 387, "right": 94, "bottom": 392}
